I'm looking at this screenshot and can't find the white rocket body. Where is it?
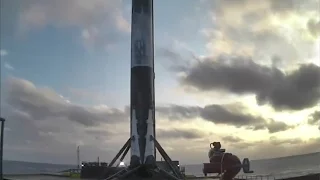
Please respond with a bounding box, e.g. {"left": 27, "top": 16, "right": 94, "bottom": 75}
{"left": 130, "top": 0, "right": 155, "bottom": 167}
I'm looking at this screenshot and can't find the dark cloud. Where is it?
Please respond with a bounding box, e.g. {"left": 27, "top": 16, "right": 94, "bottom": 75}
{"left": 157, "top": 128, "right": 205, "bottom": 140}
{"left": 308, "top": 110, "right": 320, "bottom": 130}
{"left": 270, "top": 0, "right": 300, "bottom": 12}
{"left": 173, "top": 55, "right": 320, "bottom": 111}
{"left": 266, "top": 120, "right": 293, "bottom": 133}
{"left": 210, "top": 0, "right": 318, "bottom": 16}
{"left": 0, "top": 77, "right": 131, "bottom": 163}
{"left": 157, "top": 103, "right": 293, "bottom": 133}
{"left": 85, "top": 129, "right": 114, "bottom": 140}
{"left": 270, "top": 0, "right": 320, "bottom": 13}
{"left": 222, "top": 136, "right": 243, "bottom": 143}
{"left": 1, "top": 88, "right": 125, "bottom": 164}
{"left": 269, "top": 136, "right": 303, "bottom": 146}
{"left": 307, "top": 19, "right": 320, "bottom": 37}
{"left": 1, "top": 106, "right": 55, "bottom": 148}
{"left": 228, "top": 137, "right": 320, "bottom": 160}
{"left": 200, "top": 104, "right": 261, "bottom": 126}
{"left": 3, "top": 77, "right": 129, "bottom": 126}
{"left": 1, "top": 106, "right": 78, "bottom": 163}
{"left": 201, "top": 104, "right": 293, "bottom": 133}
{"left": 309, "top": 111, "right": 320, "bottom": 124}
{"left": 86, "top": 129, "right": 113, "bottom": 136}
{"left": 156, "top": 105, "right": 200, "bottom": 120}
{"left": 0, "top": 76, "right": 317, "bottom": 164}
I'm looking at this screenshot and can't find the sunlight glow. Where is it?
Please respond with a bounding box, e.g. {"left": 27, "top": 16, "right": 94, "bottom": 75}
{"left": 311, "top": 38, "right": 320, "bottom": 66}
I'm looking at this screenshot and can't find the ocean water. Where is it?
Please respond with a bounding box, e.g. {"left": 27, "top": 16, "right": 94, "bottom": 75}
{"left": 3, "top": 160, "right": 76, "bottom": 175}
{"left": 3, "top": 152, "right": 320, "bottom": 179}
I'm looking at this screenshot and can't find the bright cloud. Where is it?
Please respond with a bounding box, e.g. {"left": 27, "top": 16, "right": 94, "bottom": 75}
{"left": 16, "top": 0, "right": 130, "bottom": 49}
{"left": 199, "top": 0, "right": 320, "bottom": 67}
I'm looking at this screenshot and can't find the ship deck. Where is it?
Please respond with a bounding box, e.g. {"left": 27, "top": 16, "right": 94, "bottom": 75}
{"left": 4, "top": 173, "right": 320, "bottom": 180}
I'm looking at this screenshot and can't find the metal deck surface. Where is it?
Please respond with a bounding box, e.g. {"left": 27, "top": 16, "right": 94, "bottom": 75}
{"left": 4, "top": 176, "right": 214, "bottom": 180}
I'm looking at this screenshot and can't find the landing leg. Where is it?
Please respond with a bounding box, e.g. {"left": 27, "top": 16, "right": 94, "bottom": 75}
{"left": 116, "top": 144, "right": 131, "bottom": 167}
{"left": 108, "top": 138, "right": 131, "bottom": 168}
{"left": 103, "top": 136, "right": 183, "bottom": 180}
{"left": 100, "top": 138, "right": 131, "bottom": 179}
{"left": 151, "top": 135, "right": 184, "bottom": 179}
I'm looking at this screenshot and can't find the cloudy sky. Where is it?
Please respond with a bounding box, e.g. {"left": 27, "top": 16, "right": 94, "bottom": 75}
{"left": 0, "top": 0, "right": 319, "bottom": 165}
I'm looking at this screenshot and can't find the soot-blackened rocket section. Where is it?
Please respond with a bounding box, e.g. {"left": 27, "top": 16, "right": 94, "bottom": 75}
{"left": 130, "top": 0, "right": 155, "bottom": 168}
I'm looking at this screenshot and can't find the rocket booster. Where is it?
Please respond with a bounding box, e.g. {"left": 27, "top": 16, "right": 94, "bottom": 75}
{"left": 130, "top": 0, "right": 156, "bottom": 167}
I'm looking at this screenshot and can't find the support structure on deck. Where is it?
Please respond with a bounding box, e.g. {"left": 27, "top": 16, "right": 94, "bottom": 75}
{"left": 105, "top": 136, "right": 183, "bottom": 180}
